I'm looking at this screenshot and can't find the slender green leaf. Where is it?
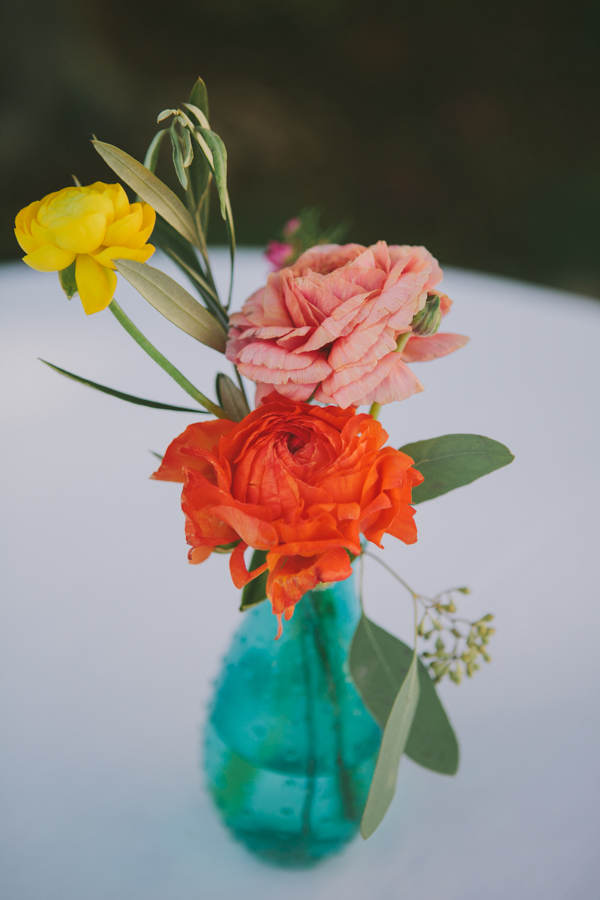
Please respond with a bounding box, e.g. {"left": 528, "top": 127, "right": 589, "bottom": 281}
{"left": 58, "top": 262, "right": 77, "bottom": 299}
{"left": 180, "top": 125, "right": 193, "bottom": 167}
{"left": 39, "top": 360, "right": 208, "bottom": 413}
{"left": 216, "top": 373, "right": 250, "bottom": 422}
{"left": 164, "top": 247, "right": 222, "bottom": 313}
{"left": 157, "top": 108, "right": 175, "bottom": 122}
{"left": 240, "top": 549, "right": 269, "bottom": 610}
{"left": 150, "top": 218, "right": 225, "bottom": 326}
{"left": 361, "top": 648, "right": 420, "bottom": 839}
{"left": 150, "top": 451, "right": 164, "bottom": 460}
{"left": 184, "top": 101, "right": 210, "bottom": 130}
{"left": 185, "top": 89, "right": 212, "bottom": 233}
{"left": 224, "top": 190, "right": 236, "bottom": 307}
{"left": 114, "top": 260, "right": 226, "bottom": 353}
{"left": 170, "top": 123, "right": 188, "bottom": 189}
{"left": 143, "top": 129, "right": 168, "bottom": 174}
{"left": 182, "top": 107, "right": 236, "bottom": 304}
{"left": 188, "top": 78, "right": 210, "bottom": 120}
{"left": 195, "top": 126, "right": 228, "bottom": 218}
{"left": 350, "top": 614, "right": 459, "bottom": 775}
{"left": 108, "top": 299, "right": 225, "bottom": 418}
{"left": 400, "top": 433, "right": 515, "bottom": 504}
{"left": 92, "top": 140, "right": 199, "bottom": 248}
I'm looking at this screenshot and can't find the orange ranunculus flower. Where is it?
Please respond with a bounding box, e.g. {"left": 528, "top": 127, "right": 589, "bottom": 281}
{"left": 152, "top": 396, "right": 423, "bottom": 634}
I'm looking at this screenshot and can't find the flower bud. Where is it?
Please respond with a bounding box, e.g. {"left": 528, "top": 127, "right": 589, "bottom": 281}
{"left": 411, "top": 292, "right": 442, "bottom": 337}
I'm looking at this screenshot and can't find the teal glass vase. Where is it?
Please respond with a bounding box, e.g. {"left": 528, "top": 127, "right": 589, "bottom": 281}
{"left": 203, "top": 570, "right": 382, "bottom": 868}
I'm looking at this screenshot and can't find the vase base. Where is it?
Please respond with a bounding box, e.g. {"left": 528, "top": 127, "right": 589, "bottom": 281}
{"left": 228, "top": 827, "right": 352, "bottom": 869}
{"left": 205, "top": 721, "right": 371, "bottom": 868}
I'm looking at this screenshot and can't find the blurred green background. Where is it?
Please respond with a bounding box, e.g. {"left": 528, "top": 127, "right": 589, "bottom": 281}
{"left": 2, "top": 0, "right": 600, "bottom": 294}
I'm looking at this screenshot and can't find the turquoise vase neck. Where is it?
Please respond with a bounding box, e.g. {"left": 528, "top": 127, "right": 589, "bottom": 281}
{"left": 204, "top": 570, "right": 382, "bottom": 867}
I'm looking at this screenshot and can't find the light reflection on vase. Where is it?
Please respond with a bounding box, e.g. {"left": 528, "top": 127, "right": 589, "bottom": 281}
{"left": 203, "top": 570, "right": 382, "bottom": 868}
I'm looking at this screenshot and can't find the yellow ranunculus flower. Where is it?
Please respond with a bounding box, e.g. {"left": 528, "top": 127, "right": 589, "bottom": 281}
{"left": 15, "top": 182, "right": 156, "bottom": 314}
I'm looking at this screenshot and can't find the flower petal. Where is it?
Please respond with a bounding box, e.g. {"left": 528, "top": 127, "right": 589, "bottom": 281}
{"left": 75, "top": 254, "right": 117, "bottom": 315}
{"left": 356, "top": 354, "right": 424, "bottom": 406}
{"left": 104, "top": 205, "right": 143, "bottom": 246}
{"left": 401, "top": 332, "right": 469, "bottom": 362}
{"left": 22, "top": 245, "right": 76, "bottom": 273}
{"left": 229, "top": 541, "right": 269, "bottom": 588}
{"left": 188, "top": 545, "right": 214, "bottom": 564}
{"left": 54, "top": 212, "right": 107, "bottom": 254}
{"left": 92, "top": 244, "right": 155, "bottom": 270}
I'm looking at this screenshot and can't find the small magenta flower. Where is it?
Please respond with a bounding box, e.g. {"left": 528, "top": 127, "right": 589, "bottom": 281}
{"left": 265, "top": 240, "right": 293, "bottom": 271}
{"left": 282, "top": 217, "right": 301, "bottom": 238}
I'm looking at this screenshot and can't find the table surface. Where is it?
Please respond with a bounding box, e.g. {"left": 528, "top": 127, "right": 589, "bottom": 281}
{"left": 1, "top": 250, "right": 599, "bottom": 900}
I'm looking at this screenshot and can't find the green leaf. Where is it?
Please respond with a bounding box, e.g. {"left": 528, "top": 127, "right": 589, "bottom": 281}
{"left": 185, "top": 85, "right": 212, "bottom": 233}
{"left": 240, "top": 550, "right": 269, "bottom": 610}
{"left": 170, "top": 122, "right": 188, "bottom": 190}
{"left": 58, "top": 262, "right": 78, "bottom": 299}
{"left": 157, "top": 109, "right": 175, "bottom": 123}
{"left": 108, "top": 299, "right": 225, "bottom": 418}
{"left": 360, "top": 646, "right": 420, "bottom": 839}
{"left": 39, "top": 360, "right": 208, "bottom": 413}
{"left": 195, "top": 126, "right": 228, "bottom": 219}
{"left": 180, "top": 124, "right": 194, "bottom": 167}
{"left": 188, "top": 78, "right": 210, "bottom": 120}
{"left": 114, "top": 259, "right": 226, "bottom": 353}
{"left": 400, "top": 433, "right": 515, "bottom": 504}
{"left": 183, "top": 104, "right": 236, "bottom": 305}
{"left": 216, "top": 373, "right": 250, "bottom": 422}
{"left": 350, "top": 615, "right": 459, "bottom": 775}
{"left": 150, "top": 218, "right": 226, "bottom": 328}
{"left": 92, "top": 140, "right": 199, "bottom": 249}
{"left": 142, "top": 129, "right": 168, "bottom": 174}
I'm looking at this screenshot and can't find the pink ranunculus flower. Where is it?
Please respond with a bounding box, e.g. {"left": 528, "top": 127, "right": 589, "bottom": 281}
{"left": 227, "top": 241, "right": 468, "bottom": 409}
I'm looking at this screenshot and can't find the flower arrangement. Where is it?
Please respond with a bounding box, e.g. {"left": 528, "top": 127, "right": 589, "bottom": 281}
{"left": 15, "top": 78, "right": 513, "bottom": 850}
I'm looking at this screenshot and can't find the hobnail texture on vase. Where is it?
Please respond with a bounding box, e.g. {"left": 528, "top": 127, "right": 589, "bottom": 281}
{"left": 203, "top": 572, "right": 381, "bottom": 867}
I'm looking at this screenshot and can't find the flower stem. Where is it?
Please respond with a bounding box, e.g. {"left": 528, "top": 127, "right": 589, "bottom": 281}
{"left": 395, "top": 332, "right": 411, "bottom": 354}
{"left": 368, "top": 402, "right": 381, "bottom": 419}
{"left": 108, "top": 299, "right": 226, "bottom": 418}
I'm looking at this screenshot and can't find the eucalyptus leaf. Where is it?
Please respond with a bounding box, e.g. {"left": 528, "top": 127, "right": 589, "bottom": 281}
{"left": 39, "top": 360, "right": 208, "bottom": 413}
{"left": 92, "top": 140, "right": 199, "bottom": 248}
{"left": 142, "top": 129, "right": 168, "bottom": 174}
{"left": 240, "top": 550, "right": 269, "bottom": 610}
{"left": 216, "top": 373, "right": 250, "bottom": 422}
{"left": 360, "top": 649, "right": 420, "bottom": 839}
{"left": 350, "top": 614, "right": 459, "bottom": 775}
{"left": 58, "top": 262, "right": 77, "bottom": 299}
{"left": 400, "top": 433, "right": 515, "bottom": 504}
{"left": 114, "top": 259, "right": 226, "bottom": 353}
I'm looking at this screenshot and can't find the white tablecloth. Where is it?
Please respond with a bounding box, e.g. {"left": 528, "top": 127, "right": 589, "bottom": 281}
{"left": 1, "top": 250, "right": 599, "bottom": 900}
